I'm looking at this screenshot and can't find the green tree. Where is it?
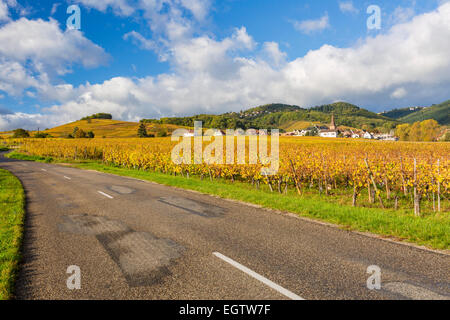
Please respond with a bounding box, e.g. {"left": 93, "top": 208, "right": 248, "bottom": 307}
{"left": 12, "top": 129, "right": 30, "bottom": 138}
{"left": 395, "top": 123, "right": 411, "bottom": 141}
{"left": 87, "top": 131, "right": 95, "bottom": 138}
{"left": 442, "top": 131, "right": 450, "bottom": 141}
{"left": 396, "top": 120, "right": 441, "bottom": 141}
{"left": 74, "top": 129, "right": 87, "bottom": 138}
{"left": 156, "top": 129, "right": 168, "bottom": 137}
{"left": 419, "top": 119, "right": 440, "bottom": 141}
{"left": 34, "top": 132, "right": 52, "bottom": 138}
{"left": 137, "top": 123, "right": 148, "bottom": 137}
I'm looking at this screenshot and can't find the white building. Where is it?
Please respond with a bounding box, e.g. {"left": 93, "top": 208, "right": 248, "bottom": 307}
{"left": 319, "top": 114, "right": 338, "bottom": 138}
{"left": 374, "top": 133, "right": 398, "bottom": 141}
{"left": 319, "top": 130, "right": 338, "bottom": 138}
{"left": 183, "top": 130, "right": 195, "bottom": 137}
{"left": 363, "top": 132, "right": 374, "bottom": 139}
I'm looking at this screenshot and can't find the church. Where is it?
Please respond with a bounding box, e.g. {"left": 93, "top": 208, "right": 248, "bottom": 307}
{"left": 319, "top": 114, "right": 339, "bottom": 138}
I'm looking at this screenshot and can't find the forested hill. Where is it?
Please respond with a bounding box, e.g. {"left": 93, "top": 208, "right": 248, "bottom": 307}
{"left": 381, "top": 100, "right": 450, "bottom": 125}
{"left": 142, "top": 102, "right": 399, "bottom": 132}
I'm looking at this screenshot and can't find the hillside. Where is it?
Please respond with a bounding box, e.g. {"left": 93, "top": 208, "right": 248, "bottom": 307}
{"left": 380, "top": 107, "right": 423, "bottom": 119}
{"left": 143, "top": 102, "right": 400, "bottom": 132}
{"left": 399, "top": 100, "right": 450, "bottom": 125}
{"left": 381, "top": 100, "right": 450, "bottom": 125}
{"left": 32, "top": 119, "right": 184, "bottom": 138}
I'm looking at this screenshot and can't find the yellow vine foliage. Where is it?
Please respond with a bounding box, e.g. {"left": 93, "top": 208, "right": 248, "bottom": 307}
{"left": 15, "top": 137, "right": 449, "bottom": 203}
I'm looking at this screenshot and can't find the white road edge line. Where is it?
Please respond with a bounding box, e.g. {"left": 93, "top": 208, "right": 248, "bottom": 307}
{"left": 41, "top": 169, "right": 47, "bottom": 172}
{"left": 98, "top": 191, "right": 114, "bottom": 199}
{"left": 64, "top": 176, "right": 71, "bottom": 180}
{"left": 213, "top": 252, "right": 305, "bottom": 300}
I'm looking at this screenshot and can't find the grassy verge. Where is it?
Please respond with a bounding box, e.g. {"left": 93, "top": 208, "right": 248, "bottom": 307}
{"left": 5, "top": 151, "right": 53, "bottom": 163}
{"left": 0, "top": 168, "right": 25, "bottom": 300}
{"left": 6, "top": 152, "right": 449, "bottom": 250}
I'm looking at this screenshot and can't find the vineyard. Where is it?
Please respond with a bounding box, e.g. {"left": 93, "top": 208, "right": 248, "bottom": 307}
{"left": 9, "top": 137, "right": 450, "bottom": 216}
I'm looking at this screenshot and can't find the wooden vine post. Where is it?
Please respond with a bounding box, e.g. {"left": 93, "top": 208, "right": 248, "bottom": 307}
{"left": 437, "top": 159, "right": 441, "bottom": 212}
{"left": 289, "top": 160, "right": 302, "bottom": 195}
{"left": 364, "top": 158, "right": 385, "bottom": 209}
{"left": 400, "top": 156, "right": 407, "bottom": 196}
{"left": 413, "top": 158, "right": 420, "bottom": 217}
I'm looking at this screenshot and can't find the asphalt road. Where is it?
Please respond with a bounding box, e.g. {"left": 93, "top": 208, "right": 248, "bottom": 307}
{"left": 0, "top": 153, "right": 449, "bottom": 300}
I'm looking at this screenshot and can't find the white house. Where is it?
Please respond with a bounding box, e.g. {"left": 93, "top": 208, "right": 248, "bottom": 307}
{"left": 374, "top": 133, "right": 399, "bottom": 141}
{"left": 363, "top": 132, "right": 374, "bottom": 139}
{"left": 319, "top": 130, "right": 338, "bottom": 138}
{"left": 183, "top": 130, "right": 195, "bottom": 137}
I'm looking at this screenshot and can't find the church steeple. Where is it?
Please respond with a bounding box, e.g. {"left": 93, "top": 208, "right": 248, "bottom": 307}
{"left": 329, "top": 113, "right": 336, "bottom": 131}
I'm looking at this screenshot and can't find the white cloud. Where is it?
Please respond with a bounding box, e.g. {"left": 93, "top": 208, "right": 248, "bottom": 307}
{"left": 2, "top": 3, "right": 450, "bottom": 131}
{"left": 0, "top": 0, "right": 10, "bottom": 22}
{"left": 0, "top": 59, "right": 39, "bottom": 96}
{"left": 0, "top": 18, "right": 108, "bottom": 73}
{"left": 388, "top": 6, "right": 415, "bottom": 25}
{"left": 391, "top": 88, "right": 407, "bottom": 99}
{"left": 179, "top": 0, "right": 211, "bottom": 21}
{"left": 0, "top": 17, "right": 108, "bottom": 98}
{"left": 123, "top": 31, "right": 156, "bottom": 51}
{"left": 339, "top": 1, "right": 359, "bottom": 14}
{"left": 293, "top": 13, "right": 330, "bottom": 34}
{"left": 263, "top": 42, "right": 287, "bottom": 67}
{"left": 75, "top": 0, "right": 135, "bottom": 16}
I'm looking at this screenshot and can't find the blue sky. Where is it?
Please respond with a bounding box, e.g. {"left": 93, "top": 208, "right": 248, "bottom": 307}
{"left": 0, "top": 0, "right": 449, "bottom": 130}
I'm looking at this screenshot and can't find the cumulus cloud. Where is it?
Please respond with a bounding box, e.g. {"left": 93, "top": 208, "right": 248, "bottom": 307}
{"left": 263, "top": 42, "right": 287, "bottom": 68}
{"left": 2, "top": 2, "right": 450, "bottom": 130}
{"left": 0, "top": 18, "right": 108, "bottom": 74}
{"left": 339, "top": 1, "right": 359, "bottom": 14}
{"left": 0, "top": 17, "right": 108, "bottom": 98}
{"left": 293, "top": 13, "right": 330, "bottom": 34}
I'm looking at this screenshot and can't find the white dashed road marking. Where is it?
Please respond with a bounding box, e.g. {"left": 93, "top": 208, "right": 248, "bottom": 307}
{"left": 213, "top": 252, "right": 305, "bottom": 300}
{"left": 41, "top": 169, "right": 47, "bottom": 172}
{"left": 98, "top": 191, "right": 114, "bottom": 199}
{"left": 64, "top": 176, "right": 71, "bottom": 180}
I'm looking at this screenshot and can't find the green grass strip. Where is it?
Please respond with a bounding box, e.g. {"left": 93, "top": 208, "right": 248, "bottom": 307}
{"left": 0, "top": 168, "right": 25, "bottom": 300}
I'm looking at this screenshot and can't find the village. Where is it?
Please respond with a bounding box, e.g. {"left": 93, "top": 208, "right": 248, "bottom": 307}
{"left": 181, "top": 115, "right": 399, "bottom": 141}
{"left": 283, "top": 114, "right": 399, "bottom": 141}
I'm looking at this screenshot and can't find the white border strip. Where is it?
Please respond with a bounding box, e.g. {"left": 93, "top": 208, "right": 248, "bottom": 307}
{"left": 98, "top": 191, "right": 114, "bottom": 199}
{"left": 213, "top": 252, "right": 305, "bottom": 300}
